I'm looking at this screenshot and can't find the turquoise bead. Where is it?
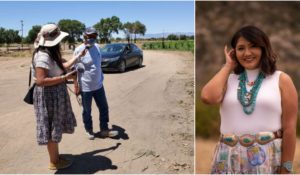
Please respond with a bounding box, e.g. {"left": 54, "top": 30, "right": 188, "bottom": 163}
{"left": 237, "top": 71, "right": 265, "bottom": 115}
{"left": 243, "top": 138, "right": 251, "bottom": 143}
{"left": 224, "top": 138, "right": 233, "bottom": 142}
{"left": 261, "top": 135, "right": 271, "bottom": 141}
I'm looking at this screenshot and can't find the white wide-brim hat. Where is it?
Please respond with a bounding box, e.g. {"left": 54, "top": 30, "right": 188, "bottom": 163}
{"left": 34, "top": 24, "right": 69, "bottom": 48}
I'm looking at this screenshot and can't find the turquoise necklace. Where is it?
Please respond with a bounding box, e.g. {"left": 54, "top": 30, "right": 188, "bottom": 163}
{"left": 237, "top": 70, "right": 265, "bottom": 115}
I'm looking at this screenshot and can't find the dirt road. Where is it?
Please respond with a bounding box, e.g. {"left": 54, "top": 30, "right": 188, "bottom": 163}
{"left": 196, "top": 138, "right": 300, "bottom": 173}
{"left": 0, "top": 50, "right": 194, "bottom": 173}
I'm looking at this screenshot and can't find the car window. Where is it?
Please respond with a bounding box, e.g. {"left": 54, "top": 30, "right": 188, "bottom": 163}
{"left": 101, "top": 44, "right": 125, "bottom": 54}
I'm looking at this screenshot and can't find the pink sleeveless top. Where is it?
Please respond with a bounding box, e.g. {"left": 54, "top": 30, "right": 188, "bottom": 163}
{"left": 220, "top": 70, "right": 282, "bottom": 135}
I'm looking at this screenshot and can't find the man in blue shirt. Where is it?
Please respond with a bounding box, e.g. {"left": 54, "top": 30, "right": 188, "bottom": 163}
{"left": 74, "top": 27, "right": 118, "bottom": 140}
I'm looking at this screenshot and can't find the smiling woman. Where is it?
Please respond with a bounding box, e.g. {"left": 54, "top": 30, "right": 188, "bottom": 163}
{"left": 234, "top": 37, "right": 262, "bottom": 70}
{"left": 200, "top": 25, "right": 298, "bottom": 174}
{"left": 230, "top": 26, "right": 277, "bottom": 75}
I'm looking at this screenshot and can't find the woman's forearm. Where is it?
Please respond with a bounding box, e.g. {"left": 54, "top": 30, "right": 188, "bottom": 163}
{"left": 279, "top": 73, "right": 298, "bottom": 173}
{"left": 200, "top": 64, "right": 232, "bottom": 104}
{"left": 281, "top": 127, "right": 296, "bottom": 162}
{"left": 64, "top": 49, "right": 87, "bottom": 69}
{"left": 280, "top": 127, "right": 296, "bottom": 174}
{"left": 35, "top": 75, "right": 66, "bottom": 87}
{"left": 63, "top": 55, "right": 80, "bottom": 69}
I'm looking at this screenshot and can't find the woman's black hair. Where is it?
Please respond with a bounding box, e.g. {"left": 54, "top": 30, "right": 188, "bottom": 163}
{"left": 33, "top": 44, "right": 66, "bottom": 74}
{"left": 230, "top": 25, "right": 277, "bottom": 75}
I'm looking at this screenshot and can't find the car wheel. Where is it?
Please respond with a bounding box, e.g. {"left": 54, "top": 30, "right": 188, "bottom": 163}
{"left": 138, "top": 57, "right": 143, "bottom": 67}
{"left": 119, "top": 60, "right": 126, "bottom": 72}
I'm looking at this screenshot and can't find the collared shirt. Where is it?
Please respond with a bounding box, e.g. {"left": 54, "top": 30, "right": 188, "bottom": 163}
{"left": 74, "top": 43, "right": 104, "bottom": 92}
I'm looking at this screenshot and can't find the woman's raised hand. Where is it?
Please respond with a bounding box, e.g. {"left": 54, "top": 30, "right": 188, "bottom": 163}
{"left": 224, "top": 45, "right": 237, "bottom": 71}
{"left": 79, "top": 48, "right": 88, "bottom": 57}
{"left": 76, "top": 49, "right": 88, "bottom": 61}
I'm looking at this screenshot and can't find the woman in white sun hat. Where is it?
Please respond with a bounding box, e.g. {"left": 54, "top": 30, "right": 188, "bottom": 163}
{"left": 32, "top": 23, "right": 86, "bottom": 170}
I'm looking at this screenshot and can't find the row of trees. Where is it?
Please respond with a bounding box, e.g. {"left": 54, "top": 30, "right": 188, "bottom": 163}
{"left": 113, "top": 34, "right": 194, "bottom": 42}
{"left": 167, "top": 34, "right": 194, "bottom": 40}
{"left": 56, "top": 17, "right": 147, "bottom": 44}
{"left": 0, "top": 16, "right": 147, "bottom": 47}
{"left": 0, "top": 27, "right": 22, "bottom": 46}
{"left": 123, "top": 21, "right": 146, "bottom": 43}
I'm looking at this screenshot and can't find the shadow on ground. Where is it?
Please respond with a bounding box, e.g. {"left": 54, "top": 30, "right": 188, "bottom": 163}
{"left": 55, "top": 143, "right": 121, "bottom": 174}
{"left": 95, "top": 125, "right": 129, "bottom": 140}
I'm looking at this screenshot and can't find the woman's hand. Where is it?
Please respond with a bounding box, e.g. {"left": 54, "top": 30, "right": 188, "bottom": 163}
{"left": 200, "top": 46, "right": 235, "bottom": 104}
{"left": 224, "top": 45, "right": 237, "bottom": 71}
{"left": 64, "top": 70, "right": 77, "bottom": 79}
{"left": 63, "top": 48, "right": 88, "bottom": 69}
{"left": 76, "top": 48, "right": 88, "bottom": 61}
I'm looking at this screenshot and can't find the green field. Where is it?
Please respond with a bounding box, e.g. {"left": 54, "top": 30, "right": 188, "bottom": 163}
{"left": 142, "top": 40, "right": 194, "bottom": 52}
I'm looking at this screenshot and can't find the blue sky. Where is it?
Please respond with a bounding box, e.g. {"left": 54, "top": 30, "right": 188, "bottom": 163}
{"left": 0, "top": 1, "right": 194, "bottom": 38}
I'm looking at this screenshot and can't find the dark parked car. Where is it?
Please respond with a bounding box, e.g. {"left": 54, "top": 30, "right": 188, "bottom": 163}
{"left": 101, "top": 43, "right": 143, "bottom": 72}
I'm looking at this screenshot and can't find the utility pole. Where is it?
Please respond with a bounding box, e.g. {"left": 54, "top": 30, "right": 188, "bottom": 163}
{"left": 162, "top": 29, "right": 165, "bottom": 49}
{"left": 20, "top": 20, "right": 24, "bottom": 49}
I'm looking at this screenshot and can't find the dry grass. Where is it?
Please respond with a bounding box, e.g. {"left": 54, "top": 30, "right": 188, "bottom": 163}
{"left": 196, "top": 138, "right": 300, "bottom": 173}
{"left": 0, "top": 47, "right": 74, "bottom": 59}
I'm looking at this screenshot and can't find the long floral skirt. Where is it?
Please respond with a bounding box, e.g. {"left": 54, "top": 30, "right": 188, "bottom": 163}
{"left": 33, "top": 83, "right": 77, "bottom": 145}
{"left": 211, "top": 139, "right": 281, "bottom": 174}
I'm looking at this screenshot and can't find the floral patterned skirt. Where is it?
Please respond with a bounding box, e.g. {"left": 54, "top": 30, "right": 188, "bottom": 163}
{"left": 33, "top": 83, "right": 77, "bottom": 145}
{"left": 211, "top": 139, "right": 281, "bottom": 174}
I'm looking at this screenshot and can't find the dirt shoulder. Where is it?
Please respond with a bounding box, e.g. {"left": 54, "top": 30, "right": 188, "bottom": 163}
{"left": 0, "top": 50, "right": 194, "bottom": 173}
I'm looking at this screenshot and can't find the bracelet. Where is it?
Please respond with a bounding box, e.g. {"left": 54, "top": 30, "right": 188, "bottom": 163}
{"left": 282, "top": 161, "right": 293, "bottom": 173}
{"left": 60, "top": 75, "right": 66, "bottom": 82}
